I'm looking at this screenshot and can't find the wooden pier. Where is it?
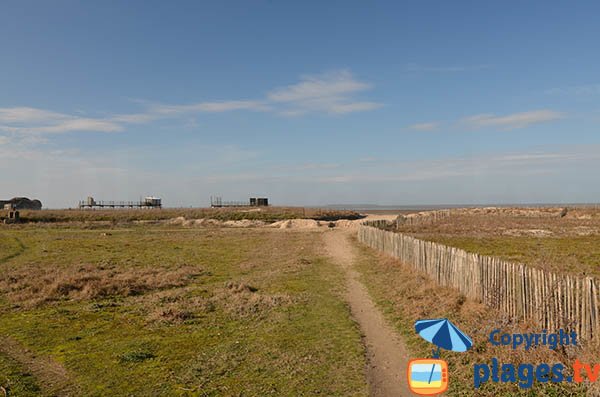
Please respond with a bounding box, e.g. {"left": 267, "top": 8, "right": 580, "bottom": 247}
{"left": 78, "top": 196, "right": 162, "bottom": 209}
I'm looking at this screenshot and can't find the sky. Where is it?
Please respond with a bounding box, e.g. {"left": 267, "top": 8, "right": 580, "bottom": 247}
{"left": 1, "top": 1, "right": 599, "bottom": 208}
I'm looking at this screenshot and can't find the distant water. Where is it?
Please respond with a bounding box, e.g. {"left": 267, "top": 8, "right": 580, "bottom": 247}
{"left": 324, "top": 203, "right": 600, "bottom": 211}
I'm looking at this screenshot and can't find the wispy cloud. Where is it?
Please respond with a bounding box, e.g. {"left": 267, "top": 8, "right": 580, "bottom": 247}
{"left": 0, "top": 107, "right": 123, "bottom": 134}
{"left": 0, "top": 107, "right": 70, "bottom": 124}
{"left": 544, "top": 84, "right": 600, "bottom": 95}
{"left": 31, "top": 119, "right": 122, "bottom": 133}
{"left": 462, "top": 110, "right": 564, "bottom": 129}
{"left": 0, "top": 70, "right": 381, "bottom": 135}
{"left": 267, "top": 70, "right": 382, "bottom": 115}
{"left": 2, "top": 140, "right": 598, "bottom": 207}
{"left": 495, "top": 152, "right": 584, "bottom": 162}
{"left": 358, "top": 156, "right": 378, "bottom": 163}
{"left": 407, "top": 122, "right": 438, "bottom": 131}
{"left": 295, "top": 162, "right": 340, "bottom": 170}
{"left": 405, "top": 63, "right": 490, "bottom": 73}
{"left": 306, "top": 147, "right": 600, "bottom": 184}
{"left": 111, "top": 100, "right": 269, "bottom": 124}
{"left": 148, "top": 100, "right": 269, "bottom": 115}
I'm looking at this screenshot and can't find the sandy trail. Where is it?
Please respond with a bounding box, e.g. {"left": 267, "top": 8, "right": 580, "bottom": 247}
{"left": 323, "top": 230, "right": 415, "bottom": 397}
{"left": 0, "top": 335, "right": 80, "bottom": 396}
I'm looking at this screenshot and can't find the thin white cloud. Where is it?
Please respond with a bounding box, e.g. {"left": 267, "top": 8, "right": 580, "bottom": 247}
{"left": 496, "top": 153, "right": 583, "bottom": 162}
{"left": 149, "top": 100, "right": 269, "bottom": 114}
{"left": 0, "top": 70, "right": 381, "bottom": 135}
{"left": 545, "top": 84, "right": 600, "bottom": 95}
{"left": 358, "top": 156, "right": 378, "bottom": 163}
{"left": 405, "top": 64, "right": 490, "bottom": 73}
{"left": 0, "top": 107, "right": 122, "bottom": 134}
{"left": 268, "top": 71, "right": 368, "bottom": 102}
{"left": 462, "top": 110, "right": 564, "bottom": 129}
{"left": 296, "top": 162, "right": 340, "bottom": 170}
{"left": 110, "top": 112, "right": 160, "bottom": 124}
{"left": 0, "top": 136, "right": 9, "bottom": 145}
{"left": 3, "top": 140, "right": 599, "bottom": 207}
{"left": 0, "top": 107, "right": 71, "bottom": 124}
{"left": 328, "top": 102, "right": 381, "bottom": 114}
{"left": 111, "top": 100, "right": 269, "bottom": 124}
{"left": 309, "top": 147, "right": 600, "bottom": 184}
{"left": 267, "top": 70, "right": 382, "bottom": 115}
{"left": 29, "top": 118, "right": 122, "bottom": 133}
{"left": 407, "top": 122, "right": 438, "bottom": 131}
{"left": 118, "top": 71, "right": 378, "bottom": 121}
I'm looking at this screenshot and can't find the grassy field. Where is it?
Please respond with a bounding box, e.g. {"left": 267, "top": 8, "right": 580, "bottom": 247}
{"left": 420, "top": 234, "right": 600, "bottom": 277}
{"left": 352, "top": 238, "right": 595, "bottom": 396}
{"left": 8, "top": 207, "right": 361, "bottom": 224}
{"left": 396, "top": 211, "right": 600, "bottom": 276}
{"left": 0, "top": 226, "right": 367, "bottom": 396}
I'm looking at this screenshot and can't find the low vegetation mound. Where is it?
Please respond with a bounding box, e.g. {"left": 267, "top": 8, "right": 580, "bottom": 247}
{"left": 13, "top": 207, "right": 362, "bottom": 224}
{"left": 391, "top": 207, "right": 600, "bottom": 276}
{"left": 1, "top": 263, "right": 204, "bottom": 306}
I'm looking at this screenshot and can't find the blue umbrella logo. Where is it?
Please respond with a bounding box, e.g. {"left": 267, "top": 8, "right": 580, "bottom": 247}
{"left": 414, "top": 318, "right": 472, "bottom": 385}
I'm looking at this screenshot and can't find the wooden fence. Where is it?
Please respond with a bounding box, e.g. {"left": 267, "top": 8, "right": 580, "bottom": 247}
{"left": 396, "top": 209, "right": 453, "bottom": 227}
{"left": 358, "top": 224, "right": 600, "bottom": 341}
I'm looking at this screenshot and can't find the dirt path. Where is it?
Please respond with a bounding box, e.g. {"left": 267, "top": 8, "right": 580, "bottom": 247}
{"left": 0, "top": 335, "right": 80, "bottom": 396}
{"left": 323, "top": 230, "right": 415, "bottom": 397}
{"left": 0, "top": 236, "right": 26, "bottom": 264}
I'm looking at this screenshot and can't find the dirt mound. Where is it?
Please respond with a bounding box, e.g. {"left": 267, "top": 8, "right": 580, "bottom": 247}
{"left": 167, "top": 218, "right": 223, "bottom": 227}
{"left": 333, "top": 219, "right": 360, "bottom": 228}
{"left": 222, "top": 220, "right": 266, "bottom": 227}
{"left": 502, "top": 229, "right": 554, "bottom": 237}
{"left": 270, "top": 219, "right": 321, "bottom": 229}
{"left": 193, "top": 219, "right": 222, "bottom": 226}
{"left": 167, "top": 218, "right": 267, "bottom": 227}
{"left": 167, "top": 216, "right": 187, "bottom": 225}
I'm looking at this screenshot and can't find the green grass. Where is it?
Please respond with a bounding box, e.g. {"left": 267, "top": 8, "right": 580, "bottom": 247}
{"left": 0, "top": 235, "right": 25, "bottom": 264}
{"left": 0, "top": 226, "right": 367, "bottom": 396}
{"left": 419, "top": 235, "right": 600, "bottom": 276}
{"left": 0, "top": 353, "right": 42, "bottom": 396}
{"left": 11, "top": 207, "right": 361, "bottom": 224}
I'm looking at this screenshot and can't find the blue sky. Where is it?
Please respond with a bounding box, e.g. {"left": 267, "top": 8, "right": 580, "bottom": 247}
{"left": 1, "top": 1, "right": 599, "bottom": 208}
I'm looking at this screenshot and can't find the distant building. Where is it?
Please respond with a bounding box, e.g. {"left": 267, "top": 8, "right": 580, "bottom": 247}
{"left": 144, "top": 197, "right": 162, "bottom": 207}
{"left": 0, "top": 197, "right": 42, "bottom": 210}
{"left": 250, "top": 197, "right": 269, "bottom": 206}
{"left": 78, "top": 196, "right": 162, "bottom": 209}
{"left": 211, "top": 196, "right": 269, "bottom": 207}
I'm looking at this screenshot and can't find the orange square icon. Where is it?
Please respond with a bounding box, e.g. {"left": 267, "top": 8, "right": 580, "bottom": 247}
{"left": 407, "top": 358, "right": 448, "bottom": 395}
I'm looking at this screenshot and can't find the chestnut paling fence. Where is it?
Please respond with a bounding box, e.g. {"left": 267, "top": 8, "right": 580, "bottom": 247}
{"left": 357, "top": 224, "right": 600, "bottom": 341}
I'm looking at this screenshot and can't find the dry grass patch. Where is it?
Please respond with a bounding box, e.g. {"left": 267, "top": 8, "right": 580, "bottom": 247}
{"left": 141, "top": 281, "right": 296, "bottom": 325}
{"left": 141, "top": 288, "right": 213, "bottom": 325}
{"left": 216, "top": 281, "right": 295, "bottom": 318}
{"left": 0, "top": 263, "right": 204, "bottom": 306}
